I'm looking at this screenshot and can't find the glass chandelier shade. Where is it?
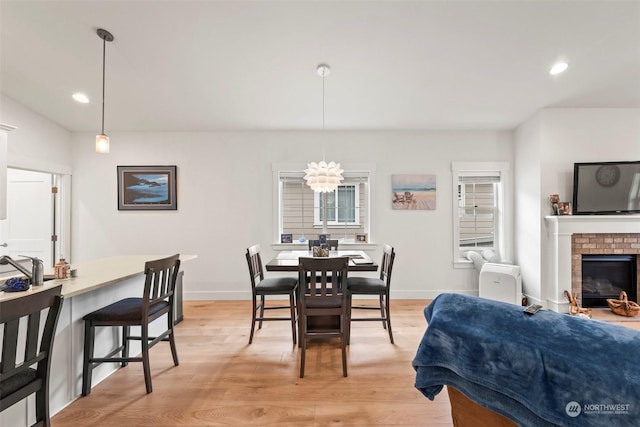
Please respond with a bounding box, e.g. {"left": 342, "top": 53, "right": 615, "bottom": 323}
{"left": 304, "top": 160, "right": 344, "bottom": 193}
{"left": 95, "top": 134, "right": 109, "bottom": 153}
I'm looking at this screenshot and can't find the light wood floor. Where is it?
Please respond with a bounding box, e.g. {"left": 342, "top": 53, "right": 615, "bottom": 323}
{"left": 52, "top": 300, "right": 640, "bottom": 426}
{"left": 52, "top": 300, "right": 454, "bottom": 426}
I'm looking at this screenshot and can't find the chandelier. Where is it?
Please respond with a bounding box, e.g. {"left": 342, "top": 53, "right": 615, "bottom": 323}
{"left": 303, "top": 64, "right": 343, "bottom": 192}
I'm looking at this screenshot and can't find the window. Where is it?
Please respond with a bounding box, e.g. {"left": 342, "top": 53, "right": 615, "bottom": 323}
{"left": 274, "top": 164, "right": 374, "bottom": 243}
{"left": 458, "top": 175, "right": 498, "bottom": 249}
{"left": 315, "top": 184, "right": 359, "bottom": 225}
{"left": 452, "top": 162, "right": 509, "bottom": 265}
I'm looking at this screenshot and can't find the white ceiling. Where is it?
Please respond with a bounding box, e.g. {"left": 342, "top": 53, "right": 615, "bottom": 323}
{"left": 1, "top": 1, "right": 639, "bottom": 133}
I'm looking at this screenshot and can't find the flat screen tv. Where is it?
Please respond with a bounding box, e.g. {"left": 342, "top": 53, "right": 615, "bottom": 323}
{"left": 572, "top": 161, "right": 640, "bottom": 215}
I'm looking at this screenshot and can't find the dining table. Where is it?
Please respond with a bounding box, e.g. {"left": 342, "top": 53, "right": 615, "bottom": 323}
{"left": 265, "top": 250, "right": 378, "bottom": 272}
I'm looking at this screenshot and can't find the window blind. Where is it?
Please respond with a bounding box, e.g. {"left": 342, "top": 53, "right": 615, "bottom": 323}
{"left": 458, "top": 174, "right": 500, "bottom": 249}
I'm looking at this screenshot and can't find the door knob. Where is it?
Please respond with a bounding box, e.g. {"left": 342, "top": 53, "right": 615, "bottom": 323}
{"left": 0, "top": 243, "right": 7, "bottom": 247}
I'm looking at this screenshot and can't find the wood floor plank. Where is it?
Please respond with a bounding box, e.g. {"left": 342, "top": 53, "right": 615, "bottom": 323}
{"left": 52, "top": 299, "right": 640, "bottom": 426}
{"left": 53, "top": 299, "right": 453, "bottom": 426}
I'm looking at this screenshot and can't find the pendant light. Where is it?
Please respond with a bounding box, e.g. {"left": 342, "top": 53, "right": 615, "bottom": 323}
{"left": 96, "top": 28, "right": 114, "bottom": 154}
{"left": 303, "top": 64, "right": 344, "bottom": 192}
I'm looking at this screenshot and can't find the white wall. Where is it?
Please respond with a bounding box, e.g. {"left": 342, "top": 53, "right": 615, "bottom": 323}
{"left": 70, "top": 129, "right": 513, "bottom": 300}
{"left": 514, "top": 108, "right": 640, "bottom": 306}
{"left": 0, "top": 95, "right": 73, "bottom": 264}
{"left": 0, "top": 94, "right": 72, "bottom": 174}
{"left": 514, "top": 112, "right": 542, "bottom": 300}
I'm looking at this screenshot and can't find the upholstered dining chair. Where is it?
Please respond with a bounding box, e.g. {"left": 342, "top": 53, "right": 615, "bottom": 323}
{"left": 297, "top": 256, "right": 350, "bottom": 378}
{"left": 246, "top": 244, "right": 298, "bottom": 344}
{"left": 347, "top": 244, "right": 396, "bottom": 344}
{"left": 1, "top": 285, "right": 64, "bottom": 427}
{"left": 82, "top": 254, "right": 181, "bottom": 395}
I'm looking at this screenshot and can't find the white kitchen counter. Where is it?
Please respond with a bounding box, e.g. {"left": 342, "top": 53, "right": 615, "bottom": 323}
{"left": 0, "top": 254, "right": 196, "bottom": 301}
{"left": 0, "top": 254, "right": 196, "bottom": 427}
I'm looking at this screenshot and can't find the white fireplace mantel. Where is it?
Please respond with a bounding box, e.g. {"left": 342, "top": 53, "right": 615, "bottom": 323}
{"left": 543, "top": 215, "right": 640, "bottom": 312}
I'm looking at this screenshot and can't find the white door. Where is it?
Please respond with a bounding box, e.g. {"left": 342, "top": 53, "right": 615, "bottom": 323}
{"left": 0, "top": 169, "right": 53, "bottom": 267}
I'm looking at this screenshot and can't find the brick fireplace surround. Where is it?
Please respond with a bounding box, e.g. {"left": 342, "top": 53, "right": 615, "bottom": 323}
{"left": 544, "top": 215, "right": 640, "bottom": 312}
{"left": 571, "top": 233, "right": 640, "bottom": 306}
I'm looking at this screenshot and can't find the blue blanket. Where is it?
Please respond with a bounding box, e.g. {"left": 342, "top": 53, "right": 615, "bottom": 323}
{"left": 412, "top": 293, "right": 640, "bottom": 427}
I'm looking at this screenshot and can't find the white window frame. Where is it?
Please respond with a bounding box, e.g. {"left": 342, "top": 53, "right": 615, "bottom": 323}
{"left": 452, "top": 162, "right": 511, "bottom": 267}
{"left": 313, "top": 183, "right": 360, "bottom": 226}
{"left": 272, "top": 163, "right": 376, "bottom": 246}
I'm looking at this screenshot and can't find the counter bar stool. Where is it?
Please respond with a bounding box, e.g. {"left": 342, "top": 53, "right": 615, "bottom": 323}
{"left": 347, "top": 244, "right": 396, "bottom": 344}
{"left": 246, "top": 244, "right": 298, "bottom": 344}
{"left": 1, "top": 285, "right": 64, "bottom": 427}
{"left": 82, "top": 254, "right": 181, "bottom": 395}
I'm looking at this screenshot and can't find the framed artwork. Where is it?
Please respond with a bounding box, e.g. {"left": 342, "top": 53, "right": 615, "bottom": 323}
{"left": 392, "top": 174, "right": 436, "bottom": 210}
{"left": 117, "top": 165, "right": 177, "bottom": 211}
{"left": 557, "top": 201, "right": 573, "bottom": 215}
{"left": 280, "top": 233, "right": 293, "bottom": 243}
{"left": 355, "top": 233, "right": 368, "bottom": 243}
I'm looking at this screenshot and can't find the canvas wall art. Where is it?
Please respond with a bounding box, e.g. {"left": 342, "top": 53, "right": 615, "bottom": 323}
{"left": 392, "top": 174, "right": 436, "bottom": 210}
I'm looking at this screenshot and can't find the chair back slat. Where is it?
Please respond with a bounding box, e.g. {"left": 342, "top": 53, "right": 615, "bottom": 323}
{"left": 380, "top": 244, "right": 396, "bottom": 285}
{"left": 144, "top": 254, "right": 181, "bottom": 308}
{"left": 246, "top": 244, "right": 264, "bottom": 287}
{"left": 1, "top": 285, "right": 63, "bottom": 396}
{"left": 299, "top": 257, "right": 349, "bottom": 301}
{"left": 308, "top": 239, "right": 339, "bottom": 250}
{"left": 1, "top": 320, "right": 20, "bottom": 376}
{"left": 25, "top": 313, "right": 41, "bottom": 361}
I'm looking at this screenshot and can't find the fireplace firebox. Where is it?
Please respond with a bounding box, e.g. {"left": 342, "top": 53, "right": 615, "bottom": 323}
{"left": 581, "top": 254, "right": 637, "bottom": 308}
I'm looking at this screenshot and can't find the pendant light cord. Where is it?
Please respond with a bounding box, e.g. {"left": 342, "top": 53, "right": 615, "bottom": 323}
{"left": 322, "top": 70, "right": 325, "bottom": 131}
{"left": 321, "top": 67, "right": 325, "bottom": 162}
{"left": 101, "top": 36, "right": 106, "bottom": 135}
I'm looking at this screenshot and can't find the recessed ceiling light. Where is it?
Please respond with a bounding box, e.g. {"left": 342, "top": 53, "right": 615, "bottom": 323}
{"left": 549, "top": 62, "right": 568, "bottom": 75}
{"left": 72, "top": 93, "right": 90, "bottom": 103}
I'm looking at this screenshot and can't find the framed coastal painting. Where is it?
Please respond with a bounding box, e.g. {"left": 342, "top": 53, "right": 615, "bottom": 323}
{"left": 392, "top": 174, "right": 436, "bottom": 210}
{"left": 117, "top": 165, "right": 177, "bottom": 210}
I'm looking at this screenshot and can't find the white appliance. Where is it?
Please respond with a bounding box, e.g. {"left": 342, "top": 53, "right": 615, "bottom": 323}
{"left": 479, "top": 263, "right": 522, "bottom": 305}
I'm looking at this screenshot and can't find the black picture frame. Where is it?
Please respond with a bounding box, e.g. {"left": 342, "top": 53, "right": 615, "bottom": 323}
{"left": 280, "top": 234, "right": 293, "bottom": 243}
{"left": 117, "top": 165, "right": 177, "bottom": 210}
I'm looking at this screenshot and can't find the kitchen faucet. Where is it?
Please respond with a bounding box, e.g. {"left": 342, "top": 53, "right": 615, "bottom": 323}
{"left": 0, "top": 255, "right": 44, "bottom": 285}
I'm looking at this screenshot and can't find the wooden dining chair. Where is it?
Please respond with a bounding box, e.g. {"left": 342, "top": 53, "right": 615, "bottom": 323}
{"left": 82, "top": 254, "right": 181, "bottom": 395}
{"left": 308, "top": 239, "right": 339, "bottom": 250}
{"left": 1, "top": 285, "right": 64, "bottom": 427}
{"left": 246, "top": 244, "right": 298, "bottom": 344}
{"left": 347, "top": 244, "right": 396, "bottom": 344}
{"left": 297, "top": 256, "right": 350, "bottom": 378}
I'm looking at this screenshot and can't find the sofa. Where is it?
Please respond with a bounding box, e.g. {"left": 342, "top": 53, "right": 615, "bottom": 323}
{"left": 412, "top": 293, "right": 640, "bottom": 427}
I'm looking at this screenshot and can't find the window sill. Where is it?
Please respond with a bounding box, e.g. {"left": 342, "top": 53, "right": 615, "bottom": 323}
{"left": 272, "top": 242, "right": 377, "bottom": 252}
{"left": 453, "top": 259, "right": 475, "bottom": 269}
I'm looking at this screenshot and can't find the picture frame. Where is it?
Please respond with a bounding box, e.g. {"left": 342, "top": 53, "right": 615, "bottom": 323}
{"left": 355, "top": 233, "right": 368, "bottom": 243}
{"left": 557, "top": 201, "right": 573, "bottom": 216}
{"left": 392, "top": 174, "right": 437, "bottom": 210}
{"left": 280, "top": 233, "right": 293, "bottom": 243}
{"left": 117, "top": 165, "right": 177, "bottom": 211}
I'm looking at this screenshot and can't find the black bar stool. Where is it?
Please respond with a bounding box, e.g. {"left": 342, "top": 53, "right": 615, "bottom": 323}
{"left": 82, "top": 254, "right": 181, "bottom": 395}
